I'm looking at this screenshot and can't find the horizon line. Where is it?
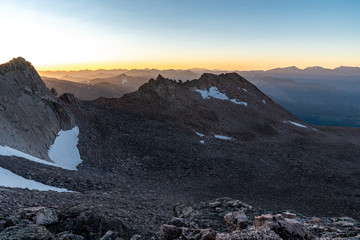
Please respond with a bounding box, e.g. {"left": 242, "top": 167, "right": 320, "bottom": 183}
{"left": 37, "top": 65, "right": 360, "bottom": 73}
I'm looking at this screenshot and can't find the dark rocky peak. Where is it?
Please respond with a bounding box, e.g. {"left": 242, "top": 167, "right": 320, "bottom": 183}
{"left": 155, "top": 74, "right": 167, "bottom": 82}
{"left": 185, "top": 72, "right": 259, "bottom": 94}
{"left": 59, "top": 93, "right": 81, "bottom": 105}
{"left": 138, "top": 75, "right": 179, "bottom": 92}
{"left": 118, "top": 73, "right": 309, "bottom": 141}
{"left": 0, "top": 57, "right": 33, "bottom": 74}
{"left": 0, "top": 57, "right": 52, "bottom": 97}
{"left": 0, "top": 57, "right": 74, "bottom": 160}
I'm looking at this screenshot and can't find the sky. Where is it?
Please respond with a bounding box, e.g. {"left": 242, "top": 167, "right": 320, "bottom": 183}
{"left": 0, "top": 0, "right": 359, "bottom": 71}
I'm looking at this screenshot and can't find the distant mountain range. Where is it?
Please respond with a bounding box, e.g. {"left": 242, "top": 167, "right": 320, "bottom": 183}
{"left": 40, "top": 66, "right": 360, "bottom": 127}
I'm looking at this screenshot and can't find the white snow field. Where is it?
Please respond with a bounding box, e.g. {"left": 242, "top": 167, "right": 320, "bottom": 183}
{"left": 48, "top": 126, "right": 82, "bottom": 171}
{"left": 195, "top": 87, "right": 248, "bottom": 106}
{"left": 214, "top": 135, "right": 234, "bottom": 140}
{"left": 0, "top": 126, "right": 82, "bottom": 171}
{"left": 0, "top": 146, "right": 59, "bottom": 168}
{"left": 0, "top": 167, "right": 70, "bottom": 192}
{"left": 283, "top": 120, "right": 307, "bottom": 128}
{"left": 0, "top": 126, "right": 82, "bottom": 191}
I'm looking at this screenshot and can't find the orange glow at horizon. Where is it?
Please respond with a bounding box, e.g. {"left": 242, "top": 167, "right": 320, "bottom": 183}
{"left": 35, "top": 57, "right": 360, "bottom": 72}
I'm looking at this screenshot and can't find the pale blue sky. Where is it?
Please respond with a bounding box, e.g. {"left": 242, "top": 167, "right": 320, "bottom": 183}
{"left": 0, "top": 0, "right": 359, "bottom": 70}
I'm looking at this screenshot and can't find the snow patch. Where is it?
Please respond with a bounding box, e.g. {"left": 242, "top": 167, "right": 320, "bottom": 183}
{"left": 195, "top": 132, "right": 205, "bottom": 137}
{"left": 48, "top": 126, "right": 82, "bottom": 171}
{"left": 195, "top": 86, "right": 228, "bottom": 100}
{"left": 122, "top": 77, "right": 127, "bottom": 84}
{"left": 283, "top": 120, "right": 307, "bottom": 128}
{"left": 0, "top": 146, "right": 59, "bottom": 168}
{"left": 200, "top": 140, "right": 205, "bottom": 144}
{"left": 0, "top": 126, "right": 82, "bottom": 171}
{"left": 214, "top": 135, "right": 234, "bottom": 140}
{"left": 262, "top": 100, "right": 266, "bottom": 104}
{"left": 0, "top": 167, "right": 71, "bottom": 192}
{"left": 230, "top": 99, "right": 248, "bottom": 106}
{"left": 195, "top": 86, "right": 247, "bottom": 106}
{"left": 242, "top": 88, "right": 248, "bottom": 92}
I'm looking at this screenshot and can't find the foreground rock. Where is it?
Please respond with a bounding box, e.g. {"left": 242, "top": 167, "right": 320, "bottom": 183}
{"left": 157, "top": 198, "right": 360, "bottom": 240}
{"left": 0, "top": 204, "right": 132, "bottom": 240}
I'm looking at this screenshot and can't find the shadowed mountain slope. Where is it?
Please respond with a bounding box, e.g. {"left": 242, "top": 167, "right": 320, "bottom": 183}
{"left": 0, "top": 58, "right": 74, "bottom": 160}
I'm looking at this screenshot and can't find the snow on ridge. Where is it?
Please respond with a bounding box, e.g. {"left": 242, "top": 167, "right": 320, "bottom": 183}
{"left": 194, "top": 86, "right": 247, "bottom": 106}
{"left": 0, "top": 167, "right": 71, "bottom": 192}
{"left": 214, "top": 135, "right": 234, "bottom": 140}
{"left": 195, "top": 86, "right": 228, "bottom": 100}
{"left": 48, "top": 126, "right": 82, "bottom": 171}
{"left": 195, "top": 132, "right": 205, "bottom": 137}
{"left": 283, "top": 120, "right": 307, "bottom": 128}
{"left": 230, "top": 99, "right": 248, "bottom": 106}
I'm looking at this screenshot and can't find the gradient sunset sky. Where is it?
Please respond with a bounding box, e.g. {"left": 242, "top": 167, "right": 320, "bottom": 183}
{"left": 0, "top": 0, "right": 359, "bottom": 71}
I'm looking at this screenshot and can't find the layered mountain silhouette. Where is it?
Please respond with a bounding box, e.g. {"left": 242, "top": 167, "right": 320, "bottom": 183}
{"left": 40, "top": 65, "right": 360, "bottom": 127}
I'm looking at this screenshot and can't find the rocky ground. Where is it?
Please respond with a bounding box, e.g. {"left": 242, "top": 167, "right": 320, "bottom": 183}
{"left": 0, "top": 195, "right": 359, "bottom": 239}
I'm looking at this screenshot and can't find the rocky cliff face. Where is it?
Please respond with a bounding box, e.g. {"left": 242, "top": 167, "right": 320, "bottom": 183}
{"left": 0, "top": 57, "right": 74, "bottom": 160}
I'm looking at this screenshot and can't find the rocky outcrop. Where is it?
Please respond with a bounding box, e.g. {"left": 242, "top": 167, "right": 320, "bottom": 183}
{"left": 0, "top": 57, "right": 74, "bottom": 160}
{"left": 157, "top": 198, "right": 360, "bottom": 240}
{"left": 117, "top": 73, "right": 312, "bottom": 141}
{"left": 0, "top": 204, "right": 132, "bottom": 240}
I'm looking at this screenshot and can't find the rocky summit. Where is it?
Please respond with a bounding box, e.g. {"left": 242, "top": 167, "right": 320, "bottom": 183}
{"left": 0, "top": 58, "right": 359, "bottom": 239}
{"left": 0, "top": 57, "right": 74, "bottom": 160}
{"left": 116, "top": 73, "right": 309, "bottom": 141}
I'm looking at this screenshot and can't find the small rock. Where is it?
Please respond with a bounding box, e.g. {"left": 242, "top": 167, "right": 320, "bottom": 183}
{"left": 254, "top": 214, "right": 274, "bottom": 228}
{"left": 215, "top": 233, "right": 231, "bottom": 240}
{"left": 0, "top": 220, "right": 5, "bottom": 231}
{"left": 20, "top": 207, "right": 58, "bottom": 225}
{"left": 100, "top": 230, "right": 123, "bottom": 240}
{"left": 226, "top": 200, "right": 251, "bottom": 209}
{"left": 208, "top": 202, "right": 221, "bottom": 208}
{"left": 215, "top": 208, "right": 223, "bottom": 213}
{"left": 168, "top": 217, "right": 198, "bottom": 228}
{"left": 224, "top": 211, "right": 248, "bottom": 230}
{"left": 282, "top": 211, "right": 296, "bottom": 219}
{"left": 311, "top": 217, "right": 323, "bottom": 224}
{"left": 51, "top": 88, "right": 58, "bottom": 96}
{"left": 332, "top": 220, "right": 355, "bottom": 227}
{"left": 130, "top": 234, "right": 144, "bottom": 240}
{"left": 55, "top": 231, "right": 85, "bottom": 240}
{"left": 182, "top": 227, "right": 201, "bottom": 239}
{"left": 4, "top": 216, "right": 20, "bottom": 228}
{"left": 272, "top": 219, "right": 314, "bottom": 240}
{"left": 174, "top": 204, "right": 196, "bottom": 218}
{"left": 199, "top": 229, "right": 217, "bottom": 240}
{"left": 161, "top": 224, "right": 182, "bottom": 240}
{"left": 0, "top": 224, "right": 54, "bottom": 239}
